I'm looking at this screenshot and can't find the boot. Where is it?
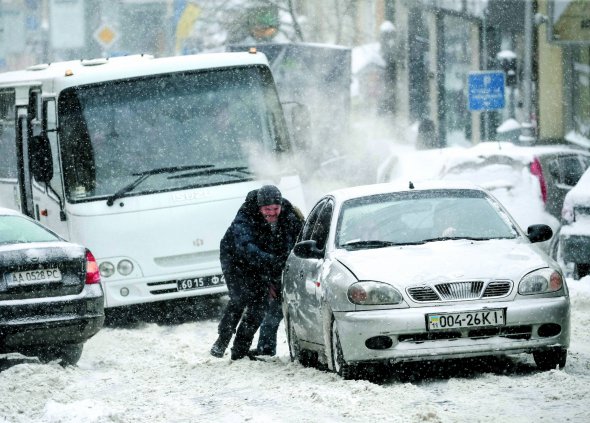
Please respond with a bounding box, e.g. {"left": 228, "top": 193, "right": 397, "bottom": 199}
{"left": 210, "top": 333, "right": 232, "bottom": 358}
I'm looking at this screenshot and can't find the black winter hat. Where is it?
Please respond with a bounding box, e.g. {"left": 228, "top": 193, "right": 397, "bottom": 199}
{"left": 257, "top": 185, "right": 282, "bottom": 206}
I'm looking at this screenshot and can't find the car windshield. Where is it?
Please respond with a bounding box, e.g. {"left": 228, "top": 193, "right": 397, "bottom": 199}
{"left": 0, "top": 216, "right": 60, "bottom": 244}
{"left": 336, "top": 189, "right": 518, "bottom": 249}
{"left": 58, "top": 66, "right": 288, "bottom": 202}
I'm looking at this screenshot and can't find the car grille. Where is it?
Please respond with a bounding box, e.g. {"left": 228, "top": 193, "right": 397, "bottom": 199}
{"left": 407, "top": 280, "right": 512, "bottom": 302}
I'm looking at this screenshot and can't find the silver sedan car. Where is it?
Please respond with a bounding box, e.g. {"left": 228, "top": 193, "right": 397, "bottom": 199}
{"left": 282, "top": 182, "right": 570, "bottom": 379}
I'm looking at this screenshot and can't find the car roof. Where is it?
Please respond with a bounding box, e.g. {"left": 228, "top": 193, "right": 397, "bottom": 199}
{"left": 464, "top": 141, "right": 588, "bottom": 159}
{"left": 442, "top": 141, "right": 590, "bottom": 171}
{"left": 0, "top": 207, "right": 27, "bottom": 217}
{"left": 326, "top": 180, "right": 483, "bottom": 203}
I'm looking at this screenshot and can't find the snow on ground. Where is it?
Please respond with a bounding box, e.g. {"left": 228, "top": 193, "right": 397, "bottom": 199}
{"left": 1, "top": 276, "right": 590, "bottom": 423}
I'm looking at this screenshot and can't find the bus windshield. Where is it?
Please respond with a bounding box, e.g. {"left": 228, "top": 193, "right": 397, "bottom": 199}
{"left": 58, "top": 65, "right": 289, "bottom": 202}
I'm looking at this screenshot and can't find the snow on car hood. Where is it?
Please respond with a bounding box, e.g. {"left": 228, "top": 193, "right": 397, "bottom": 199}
{"left": 332, "top": 238, "right": 550, "bottom": 287}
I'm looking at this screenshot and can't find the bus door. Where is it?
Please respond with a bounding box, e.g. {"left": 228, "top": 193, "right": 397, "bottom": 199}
{"left": 25, "top": 90, "right": 68, "bottom": 237}
{"left": 16, "top": 106, "right": 34, "bottom": 217}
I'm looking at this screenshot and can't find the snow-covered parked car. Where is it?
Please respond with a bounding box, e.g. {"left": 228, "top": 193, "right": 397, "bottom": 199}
{"left": 551, "top": 167, "right": 590, "bottom": 279}
{"left": 0, "top": 208, "right": 104, "bottom": 365}
{"left": 379, "top": 142, "right": 590, "bottom": 240}
{"left": 439, "top": 142, "right": 590, "bottom": 227}
{"left": 282, "top": 181, "right": 570, "bottom": 379}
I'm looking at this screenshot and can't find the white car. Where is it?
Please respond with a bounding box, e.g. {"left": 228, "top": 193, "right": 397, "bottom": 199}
{"left": 282, "top": 181, "right": 570, "bottom": 379}
{"left": 551, "top": 167, "right": 590, "bottom": 279}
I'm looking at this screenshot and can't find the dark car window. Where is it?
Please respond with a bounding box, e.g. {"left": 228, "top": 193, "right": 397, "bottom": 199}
{"left": 0, "top": 215, "right": 60, "bottom": 244}
{"left": 311, "top": 201, "right": 334, "bottom": 251}
{"left": 299, "top": 200, "right": 327, "bottom": 241}
{"left": 556, "top": 155, "right": 586, "bottom": 187}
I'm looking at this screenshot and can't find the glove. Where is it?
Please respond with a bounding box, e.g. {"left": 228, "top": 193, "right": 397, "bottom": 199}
{"left": 269, "top": 282, "right": 279, "bottom": 299}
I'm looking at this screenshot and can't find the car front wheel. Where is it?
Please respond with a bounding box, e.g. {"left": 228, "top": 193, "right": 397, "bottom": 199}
{"left": 331, "top": 320, "right": 356, "bottom": 380}
{"left": 533, "top": 347, "right": 567, "bottom": 371}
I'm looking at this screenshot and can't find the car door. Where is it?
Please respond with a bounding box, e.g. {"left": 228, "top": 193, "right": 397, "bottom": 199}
{"left": 284, "top": 199, "right": 329, "bottom": 345}
{"left": 297, "top": 200, "right": 334, "bottom": 345}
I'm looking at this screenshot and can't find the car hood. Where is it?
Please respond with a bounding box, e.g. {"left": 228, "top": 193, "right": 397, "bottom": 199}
{"left": 332, "top": 239, "right": 550, "bottom": 287}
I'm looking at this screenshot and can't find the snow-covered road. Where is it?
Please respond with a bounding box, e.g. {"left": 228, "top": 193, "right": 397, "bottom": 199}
{"left": 1, "top": 277, "right": 590, "bottom": 423}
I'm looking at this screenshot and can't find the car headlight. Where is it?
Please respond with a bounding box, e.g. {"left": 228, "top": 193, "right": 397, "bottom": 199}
{"left": 117, "top": 259, "right": 134, "bottom": 276}
{"left": 99, "top": 261, "right": 115, "bottom": 278}
{"left": 518, "top": 268, "right": 563, "bottom": 295}
{"left": 348, "top": 281, "right": 403, "bottom": 305}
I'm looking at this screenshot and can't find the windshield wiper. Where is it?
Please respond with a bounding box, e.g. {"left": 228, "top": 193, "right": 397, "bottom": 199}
{"left": 341, "top": 240, "right": 397, "bottom": 250}
{"left": 168, "top": 166, "right": 253, "bottom": 180}
{"left": 106, "top": 164, "right": 214, "bottom": 206}
{"left": 420, "top": 236, "right": 494, "bottom": 243}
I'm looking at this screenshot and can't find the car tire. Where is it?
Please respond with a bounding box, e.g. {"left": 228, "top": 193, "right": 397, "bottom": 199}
{"left": 35, "top": 343, "right": 84, "bottom": 366}
{"left": 574, "top": 263, "right": 590, "bottom": 280}
{"left": 331, "top": 320, "right": 356, "bottom": 380}
{"left": 533, "top": 347, "right": 567, "bottom": 371}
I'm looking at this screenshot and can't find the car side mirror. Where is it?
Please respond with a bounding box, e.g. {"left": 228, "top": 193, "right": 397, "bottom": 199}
{"left": 293, "top": 240, "right": 323, "bottom": 259}
{"left": 30, "top": 133, "right": 53, "bottom": 184}
{"left": 527, "top": 224, "right": 553, "bottom": 243}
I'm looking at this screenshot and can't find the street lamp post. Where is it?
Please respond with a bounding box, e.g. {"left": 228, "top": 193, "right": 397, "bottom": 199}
{"left": 519, "top": 0, "right": 535, "bottom": 145}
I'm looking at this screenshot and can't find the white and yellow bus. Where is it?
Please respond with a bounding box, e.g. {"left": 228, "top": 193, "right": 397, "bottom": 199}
{"left": 0, "top": 51, "right": 306, "bottom": 309}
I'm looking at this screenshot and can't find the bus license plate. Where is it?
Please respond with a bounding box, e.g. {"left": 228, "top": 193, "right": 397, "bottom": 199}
{"left": 177, "top": 274, "right": 225, "bottom": 291}
{"left": 6, "top": 268, "right": 62, "bottom": 287}
{"left": 427, "top": 309, "right": 505, "bottom": 331}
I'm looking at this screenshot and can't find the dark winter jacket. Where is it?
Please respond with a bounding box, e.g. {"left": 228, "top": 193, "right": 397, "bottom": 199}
{"left": 220, "top": 189, "right": 304, "bottom": 281}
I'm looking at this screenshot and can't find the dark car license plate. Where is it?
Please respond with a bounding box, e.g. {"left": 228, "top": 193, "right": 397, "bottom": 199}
{"left": 5, "top": 268, "right": 62, "bottom": 287}
{"left": 177, "top": 274, "right": 225, "bottom": 291}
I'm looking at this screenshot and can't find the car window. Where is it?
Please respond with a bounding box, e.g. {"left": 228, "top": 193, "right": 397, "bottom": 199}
{"left": 0, "top": 215, "right": 60, "bottom": 244}
{"left": 299, "top": 199, "right": 327, "bottom": 241}
{"left": 336, "top": 190, "right": 517, "bottom": 248}
{"left": 311, "top": 201, "right": 333, "bottom": 251}
{"left": 559, "top": 155, "right": 586, "bottom": 187}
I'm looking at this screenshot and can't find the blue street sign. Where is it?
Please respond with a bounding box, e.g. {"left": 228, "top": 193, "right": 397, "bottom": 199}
{"left": 468, "top": 71, "right": 505, "bottom": 111}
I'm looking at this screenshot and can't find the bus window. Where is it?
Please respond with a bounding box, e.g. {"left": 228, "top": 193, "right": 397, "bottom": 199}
{"left": 58, "top": 90, "right": 96, "bottom": 200}
{"left": 0, "top": 91, "right": 17, "bottom": 179}
{"left": 58, "top": 66, "right": 289, "bottom": 202}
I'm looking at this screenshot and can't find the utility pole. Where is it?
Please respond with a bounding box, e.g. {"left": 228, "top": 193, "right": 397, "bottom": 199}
{"left": 520, "top": 0, "right": 535, "bottom": 145}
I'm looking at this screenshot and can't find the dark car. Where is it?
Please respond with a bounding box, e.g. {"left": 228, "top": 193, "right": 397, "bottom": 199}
{"left": 0, "top": 208, "right": 104, "bottom": 365}
{"left": 551, "top": 167, "right": 590, "bottom": 279}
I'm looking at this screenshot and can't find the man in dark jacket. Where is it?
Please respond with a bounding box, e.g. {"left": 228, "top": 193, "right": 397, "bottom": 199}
{"left": 210, "top": 185, "right": 303, "bottom": 360}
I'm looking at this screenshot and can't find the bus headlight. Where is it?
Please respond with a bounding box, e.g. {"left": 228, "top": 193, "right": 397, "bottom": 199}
{"left": 117, "top": 259, "right": 134, "bottom": 276}
{"left": 99, "top": 261, "right": 115, "bottom": 278}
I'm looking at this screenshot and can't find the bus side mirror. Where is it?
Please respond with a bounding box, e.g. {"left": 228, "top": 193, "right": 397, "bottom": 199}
{"left": 30, "top": 133, "right": 53, "bottom": 184}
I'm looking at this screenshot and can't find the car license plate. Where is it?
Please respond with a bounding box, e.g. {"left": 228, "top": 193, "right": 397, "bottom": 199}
{"left": 177, "top": 274, "right": 225, "bottom": 291}
{"left": 427, "top": 309, "right": 505, "bottom": 331}
{"left": 5, "top": 268, "right": 62, "bottom": 287}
